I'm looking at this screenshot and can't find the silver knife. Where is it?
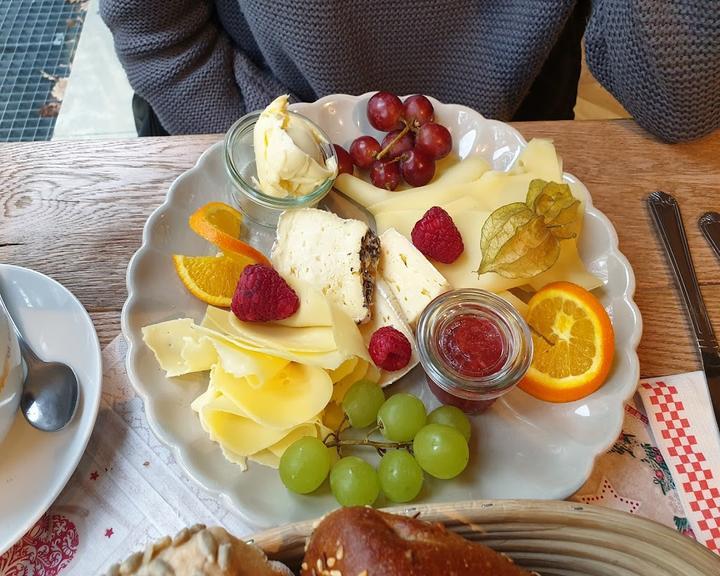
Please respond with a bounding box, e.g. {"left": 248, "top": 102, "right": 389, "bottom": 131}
{"left": 699, "top": 211, "right": 720, "bottom": 261}
{"left": 647, "top": 192, "right": 720, "bottom": 428}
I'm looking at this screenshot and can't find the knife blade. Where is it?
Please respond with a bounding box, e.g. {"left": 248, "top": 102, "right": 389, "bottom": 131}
{"left": 647, "top": 192, "right": 720, "bottom": 428}
{"left": 699, "top": 211, "right": 720, "bottom": 262}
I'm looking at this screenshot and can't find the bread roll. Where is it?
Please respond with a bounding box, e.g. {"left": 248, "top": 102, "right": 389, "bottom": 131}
{"left": 301, "top": 507, "right": 531, "bottom": 575}
{"left": 105, "top": 525, "right": 292, "bottom": 576}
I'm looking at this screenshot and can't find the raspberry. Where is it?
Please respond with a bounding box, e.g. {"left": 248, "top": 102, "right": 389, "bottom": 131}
{"left": 369, "top": 326, "right": 412, "bottom": 371}
{"left": 231, "top": 264, "right": 299, "bottom": 322}
{"left": 411, "top": 206, "right": 464, "bottom": 264}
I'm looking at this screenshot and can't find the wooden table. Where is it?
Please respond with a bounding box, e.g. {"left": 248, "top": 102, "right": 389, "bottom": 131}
{"left": 0, "top": 119, "right": 718, "bottom": 377}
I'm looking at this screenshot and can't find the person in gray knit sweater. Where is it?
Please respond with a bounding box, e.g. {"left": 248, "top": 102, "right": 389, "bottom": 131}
{"left": 100, "top": 0, "right": 719, "bottom": 143}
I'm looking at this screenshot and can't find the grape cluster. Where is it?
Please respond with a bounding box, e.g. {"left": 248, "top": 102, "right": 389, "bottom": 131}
{"left": 335, "top": 92, "right": 453, "bottom": 190}
{"left": 279, "top": 380, "right": 471, "bottom": 507}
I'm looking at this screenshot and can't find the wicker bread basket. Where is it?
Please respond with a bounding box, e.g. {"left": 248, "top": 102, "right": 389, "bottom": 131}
{"left": 251, "top": 500, "right": 720, "bottom": 575}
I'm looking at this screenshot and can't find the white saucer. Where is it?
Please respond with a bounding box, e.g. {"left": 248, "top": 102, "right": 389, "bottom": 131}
{"left": 0, "top": 265, "right": 101, "bottom": 555}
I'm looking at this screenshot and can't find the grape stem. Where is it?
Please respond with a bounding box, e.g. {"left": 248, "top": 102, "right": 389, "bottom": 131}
{"left": 375, "top": 122, "right": 411, "bottom": 161}
{"left": 324, "top": 437, "right": 413, "bottom": 452}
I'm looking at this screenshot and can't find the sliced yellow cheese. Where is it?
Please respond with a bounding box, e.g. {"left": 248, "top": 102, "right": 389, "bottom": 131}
{"left": 329, "top": 357, "right": 360, "bottom": 383}
{"left": 496, "top": 290, "right": 529, "bottom": 317}
{"left": 273, "top": 276, "right": 334, "bottom": 328}
{"left": 365, "top": 363, "right": 381, "bottom": 384}
{"left": 334, "top": 155, "right": 490, "bottom": 211}
{"left": 180, "top": 336, "right": 217, "bottom": 373}
{"left": 198, "top": 402, "right": 289, "bottom": 455}
{"left": 248, "top": 420, "right": 333, "bottom": 469}
{"left": 374, "top": 197, "right": 481, "bottom": 238}
{"left": 142, "top": 319, "right": 217, "bottom": 377}
{"left": 332, "top": 358, "right": 370, "bottom": 403}
{"left": 211, "top": 363, "right": 333, "bottom": 430}
{"left": 334, "top": 172, "right": 393, "bottom": 208}
{"left": 267, "top": 420, "right": 331, "bottom": 458}
{"left": 196, "top": 322, "right": 351, "bottom": 370}
{"left": 369, "top": 180, "right": 482, "bottom": 214}
{"left": 327, "top": 303, "right": 372, "bottom": 362}
{"left": 229, "top": 311, "right": 337, "bottom": 352}
{"left": 527, "top": 239, "right": 602, "bottom": 292}
{"left": 432, "top": 155, "right": 490, "bottom": 185}
{"left": 514, "top": 138, "right": 563, "bottom": 182}
{"left": 322, "top": 401, "right": 346, "bottom": 430}
{"left": 203, "top": 304, "right": 369, "bottom": 362}
{"left": 210, "top": 338, "right": 289, "bottom": 387}
{"left": 247, "top": 450, "right": 279, "bottom": 468}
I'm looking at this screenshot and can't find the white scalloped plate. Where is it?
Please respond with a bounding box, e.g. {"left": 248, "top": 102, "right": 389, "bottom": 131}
{"left": 121, "top": 93, "right": 642, "bottom": 529}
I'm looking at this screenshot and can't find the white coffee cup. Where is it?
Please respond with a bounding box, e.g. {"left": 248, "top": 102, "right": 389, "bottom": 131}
{"left": 0, "top": 307, "right": 22, "bottom": 445}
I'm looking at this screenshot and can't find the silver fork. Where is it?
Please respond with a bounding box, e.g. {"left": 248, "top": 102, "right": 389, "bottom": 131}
{"left": 699, "top": 212, "right": 720, "bottom": 261}
{"left": 647, "top": 192, "right": 720, "bottom": 427}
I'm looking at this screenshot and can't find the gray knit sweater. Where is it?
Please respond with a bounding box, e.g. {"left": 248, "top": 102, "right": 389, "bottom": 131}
{"left": 100, "top": 0, "right": 720, "bottom": 142}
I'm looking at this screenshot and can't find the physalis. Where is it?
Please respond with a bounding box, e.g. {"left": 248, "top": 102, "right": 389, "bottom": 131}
{"left": 476, "top": 180, "right": 580, "bottom": 279}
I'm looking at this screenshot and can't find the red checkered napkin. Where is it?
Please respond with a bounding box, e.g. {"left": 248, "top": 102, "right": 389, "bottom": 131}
{"left": 638, "top": 371, "right": 720, "bottom": 554}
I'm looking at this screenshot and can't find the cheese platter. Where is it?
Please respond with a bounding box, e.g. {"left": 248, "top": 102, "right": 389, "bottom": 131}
{"left": 122, "top": 92, "right": 641, "bottom": 528}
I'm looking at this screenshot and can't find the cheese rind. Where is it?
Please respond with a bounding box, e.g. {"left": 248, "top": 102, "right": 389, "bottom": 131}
{"left": 379, "top": 228, "right": 451, "bottom": 327}
{"left": 271, "top": 208, "right": 380, "bottom": 324}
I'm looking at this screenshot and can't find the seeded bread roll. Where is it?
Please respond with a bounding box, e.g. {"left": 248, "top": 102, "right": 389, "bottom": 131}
{"left": 301, "top": 507, "right": 531, "bottom": 576}
{"left": 105, "top": 525, "right": 292, "bottom": 576}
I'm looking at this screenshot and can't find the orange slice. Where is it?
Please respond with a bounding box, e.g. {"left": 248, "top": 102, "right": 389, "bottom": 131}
{"left": 188, "top": 202, "right": 270, "bottom": 266}
{"left": 519, "top": 281, "right": 615, "bottom": 402}
{"left": 173, "top": 254, "right": 252, "bottom": 307}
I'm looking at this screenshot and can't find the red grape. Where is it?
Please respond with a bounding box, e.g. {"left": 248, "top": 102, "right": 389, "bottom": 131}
{"left": 415, "top": 123, "right": 452, "bottom": 160}
{"left": 370, "top": 160, "right": 401, "bottom": 190}
{"left": 400, "top": 150, "right": 435, "bottom": 186}
{"left": 380, "top": 129, "right": 415, "bottom": 160}
{"left": 333, "top": 144, "right": 354, "bottom": 176}
{"left": 404, "top": 95, "right": 434, "bottom": 128}
{"left": 349, "top": 136, "right": 381, "bottom": 169}
{"left": 367, "top": 92, "right": 405, "bottom": 132}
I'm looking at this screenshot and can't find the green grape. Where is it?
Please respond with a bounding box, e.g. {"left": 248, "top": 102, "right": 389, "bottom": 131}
{"left": 377, "top": 393, "right": 427, "bottom": 442}
{"left": 378, "top": 449, "right": 424, "bottom": 503}
{"left": 427, "top": 405, "right": 472, "bottom": 441}
{"left": 342, "top": 379, "right": 385, "bottom": 428}
{"left": 279, "top": 437, "right": 331, "bottom": 494}
{"left": 329, "top": 456, "right": 380, "bottom": 506}
{"left": 413, "top": 424, "right": 469, "bottom": 479}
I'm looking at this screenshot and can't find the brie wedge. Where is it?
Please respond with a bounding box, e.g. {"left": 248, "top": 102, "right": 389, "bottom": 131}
{"left": 379, "top": 228, "right": 451, "bottom": 327}
{"left": 271, "top": 208, "right": 380, "bottom": 324}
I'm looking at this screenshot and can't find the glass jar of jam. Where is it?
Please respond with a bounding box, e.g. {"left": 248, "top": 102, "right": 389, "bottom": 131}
{"left": 416, "top": 289, "right": 533, "bottom": 414}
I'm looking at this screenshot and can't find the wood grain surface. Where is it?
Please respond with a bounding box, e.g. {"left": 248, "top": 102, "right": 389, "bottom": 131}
{"left": 0, "top": 120, "right": 718, "bottom": 377}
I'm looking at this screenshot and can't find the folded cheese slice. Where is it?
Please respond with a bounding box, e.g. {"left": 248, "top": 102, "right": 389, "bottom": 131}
{"left": 211, "top": 363, "right": 333, "bottom": 430}
{"left": 142, "top": 319, "right": 217, "bottom": 377}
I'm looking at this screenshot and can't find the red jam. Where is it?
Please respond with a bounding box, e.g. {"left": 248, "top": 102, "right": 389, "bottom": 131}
{"left": 437, "top": 315, "right": 507, "bottom": 378}
{"left": 417, "top": 289, "right": 532, "bottom": 416}
{"left": 426, "top": 377, "right": 497, "bottom": 414}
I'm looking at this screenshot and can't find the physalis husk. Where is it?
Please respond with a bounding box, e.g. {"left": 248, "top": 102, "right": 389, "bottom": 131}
{"left": 476, "top": 180, "right": 580, "bottom": 278}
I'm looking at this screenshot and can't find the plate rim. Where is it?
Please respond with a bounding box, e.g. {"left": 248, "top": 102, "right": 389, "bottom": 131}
{"left": 0, "top": 263, "right": 102, "bottom": 555}
{"left": 122, "top": 94, "right": 642, "bottom": 526}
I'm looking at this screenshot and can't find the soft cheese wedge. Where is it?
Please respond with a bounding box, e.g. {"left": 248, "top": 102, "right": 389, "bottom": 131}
{"left": 379, "top": 228, "right": 451, "bottom": 327}
{"left": 271, "top": 208, "right": 380, "bottom": 324}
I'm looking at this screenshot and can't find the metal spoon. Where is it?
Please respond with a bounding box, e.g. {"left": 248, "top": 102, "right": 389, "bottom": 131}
{"left": 0, "top": 290, "right": 79, "bottom": 431}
